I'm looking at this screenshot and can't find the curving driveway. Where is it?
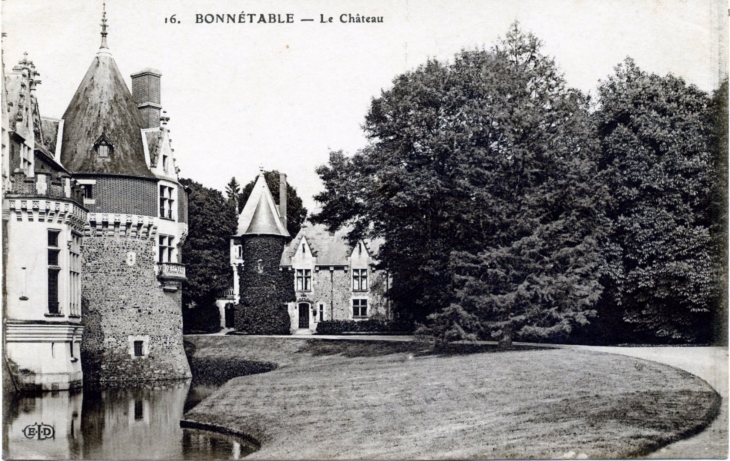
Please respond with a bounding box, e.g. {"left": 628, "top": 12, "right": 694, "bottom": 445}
{"left": 565, "top": 346, "right": 727, "bottom": 459}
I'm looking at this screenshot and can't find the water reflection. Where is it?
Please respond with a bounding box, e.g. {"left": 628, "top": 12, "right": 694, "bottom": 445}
{"left": 3, "top": 380, "right": 256, "bottom": 460}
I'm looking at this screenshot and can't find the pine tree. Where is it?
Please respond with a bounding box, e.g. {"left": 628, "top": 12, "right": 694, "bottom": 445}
{"left": 225, "top": 177, "right": 241, "bottom": 211}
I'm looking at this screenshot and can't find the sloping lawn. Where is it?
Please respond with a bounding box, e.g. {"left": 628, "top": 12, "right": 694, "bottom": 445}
{"left": 183, "top": 337, "right": 720, "bottom": 459}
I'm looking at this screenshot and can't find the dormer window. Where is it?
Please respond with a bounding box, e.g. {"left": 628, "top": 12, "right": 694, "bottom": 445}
{"left": 94, "top": 133, "right": 113, "bottom": 158}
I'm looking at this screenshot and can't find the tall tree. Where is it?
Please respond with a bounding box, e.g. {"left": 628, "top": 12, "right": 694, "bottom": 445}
{"left": 180, "top": 178, "right": 238, "bottom": 332}
{"left": 593, "top": 59, "right": 718, "bottom": 343}
{"left": 313, "top": 23, "right": 607, "bottom": 345}
{"left": 225, "top": 177, "right": 241, "bottom": 211}
{"left": 708, "top": 79, "right": 728, "bottom": 345}
{"left": 239, "top": 170, "right": 308, "bottom": 238}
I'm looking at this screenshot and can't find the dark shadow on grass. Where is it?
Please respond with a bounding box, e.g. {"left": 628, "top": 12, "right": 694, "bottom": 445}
{"left": 298, "top": 339, "right": 553, "bottom": 358}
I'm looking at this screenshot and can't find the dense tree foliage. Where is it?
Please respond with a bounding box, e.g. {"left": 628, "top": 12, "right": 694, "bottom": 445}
{"left": 313, "top": 24, "right": 607, "bottom": 345}
{"left": 180, "top": 178, "right": 238, "bottom": 333}
{"left": 592, "top": 59, "right": 719, "bottom": 343}
{"left": 239, "top": 170, "right": 308, "bottom": 237}
{"left": 709, "top": 80, "right": 728, "bottom": 344}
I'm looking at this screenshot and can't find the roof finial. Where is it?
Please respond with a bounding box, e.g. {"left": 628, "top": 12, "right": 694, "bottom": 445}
{"left": 100, "top": 2, "right": 109, "bottom": 49}
{"left": 259, "top": 164, "right": 265, "bottom": 174}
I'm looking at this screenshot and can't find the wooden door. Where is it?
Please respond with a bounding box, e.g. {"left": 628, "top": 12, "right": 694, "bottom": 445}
{"left": 298, "top": 303, "right": 310, "bottom": 329}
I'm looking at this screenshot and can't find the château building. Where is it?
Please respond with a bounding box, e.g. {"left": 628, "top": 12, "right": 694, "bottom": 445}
{"left": 2, "top": 53, "right": 87, "bottom": 391}
{"left": 220, "top": 171, "right": 391, "bottom": 333}
{"left": 2, "top": 7, "right": 191, "bottom": 388}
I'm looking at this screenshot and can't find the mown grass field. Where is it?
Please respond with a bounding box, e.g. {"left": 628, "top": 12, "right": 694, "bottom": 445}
{"left": 183, "top": 336, "right": 720, "bottom": 459}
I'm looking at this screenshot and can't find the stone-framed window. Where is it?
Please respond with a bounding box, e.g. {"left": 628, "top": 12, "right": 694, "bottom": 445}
{"left": 296, "top": 269, "right": 311, "bottom": 291}
{"left": 352, "top": 269, "right": 368, "bottom": 292}
{"left": 318, "top": 303, "right": 325, "bottom": 322}
{"left": 47, "top": 229, "right": 61, "bottom": 315}
{"left": 159, "top": 185, "right": 175, "bottom": 220}
{"left": 69, "top": 233, "right": 82, "bottom": 317}
{"left": 128, "top": 335, "right": 150, "bottom": 358}
{"left": 353, "top": 298, "right": 368, "bottom": 319}
{"left": 158, "top": 234, "right": 174, "bottom": 263}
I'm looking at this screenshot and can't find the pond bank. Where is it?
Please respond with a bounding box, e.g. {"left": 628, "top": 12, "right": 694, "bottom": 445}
{"left": 182, "top": 336, "right": 721, "bottom": 459}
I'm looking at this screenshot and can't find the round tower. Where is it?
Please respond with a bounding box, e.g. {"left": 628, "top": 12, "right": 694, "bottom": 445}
{"left": 233, "top": 170, "right": 294, "bottom": 334}
{"left": 60, "top": 7, "right": 190, "bottom": 382}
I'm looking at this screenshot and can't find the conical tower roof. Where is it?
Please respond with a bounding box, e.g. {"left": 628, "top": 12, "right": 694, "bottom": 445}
{"left": 59, "top": 12, "right": 153, "bottom": 178}
{"left": 236, "top": 173, "right": 290, "bottom": 238}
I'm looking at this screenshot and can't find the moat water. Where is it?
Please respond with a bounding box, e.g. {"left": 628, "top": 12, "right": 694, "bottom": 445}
{"left": 3, "top": 380, "right": 257, "bottom": 460}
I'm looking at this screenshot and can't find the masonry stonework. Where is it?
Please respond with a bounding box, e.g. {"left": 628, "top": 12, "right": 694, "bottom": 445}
{"left": 80, "top": 233, "right": 191, "bottom": 382}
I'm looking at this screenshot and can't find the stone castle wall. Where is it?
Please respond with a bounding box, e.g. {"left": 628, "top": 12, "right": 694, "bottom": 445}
{"left": 80, "top": 231, "right": 191, "bottom": 382}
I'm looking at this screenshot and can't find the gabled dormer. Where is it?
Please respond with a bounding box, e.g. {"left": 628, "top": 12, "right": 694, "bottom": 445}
{"left": 143, "top": 127, "right": 178, "bottom": 181}
{"left": 291, "top": 236, "right": 316, "bottom": 268}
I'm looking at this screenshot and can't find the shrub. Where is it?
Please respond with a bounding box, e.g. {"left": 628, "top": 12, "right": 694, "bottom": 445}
{"left": 316, "top": 319, "right": 412, "bottom": 335}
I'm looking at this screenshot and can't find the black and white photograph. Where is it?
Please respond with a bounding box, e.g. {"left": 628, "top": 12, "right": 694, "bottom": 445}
{"left": 1, "top": 0, "right": 728, "bottom": 459}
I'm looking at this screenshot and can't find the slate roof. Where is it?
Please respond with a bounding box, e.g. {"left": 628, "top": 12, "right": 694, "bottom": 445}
{"left": 144, "top": 130, "right": 162, "bottom": 167}
{"left": 280, "top": 223, "right": 384, "bottom": 266}
{"left": 59, "top": 48, "right": 154, "bottom": 178}
{"left": 41, "top": 117, "right": 60, "bottom": 155}
{"left": 236, "top": 173, "right": 289, "bottom": 237}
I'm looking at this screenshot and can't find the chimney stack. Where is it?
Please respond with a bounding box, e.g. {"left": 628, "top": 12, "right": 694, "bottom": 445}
{"left": 131, "top": 68, "right": 162, "bottom": 129}
{"left": 279, "top": 172, "right": 287, "bottom": 230}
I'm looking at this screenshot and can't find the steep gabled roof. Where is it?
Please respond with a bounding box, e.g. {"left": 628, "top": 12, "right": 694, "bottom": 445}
{"left": 59, "top": 48, "right": 154, "bottom": 178}
{"left": 236, "top": 173, "right": 289, "bottom": 238}
{"left": 280, "top": 223, "right": 383, "bottom": 266}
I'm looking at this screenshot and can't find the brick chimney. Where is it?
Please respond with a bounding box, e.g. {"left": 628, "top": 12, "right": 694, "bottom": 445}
{"left": 131, "top": 68, "right": 162, "bottom": 129}
{"left": 279, "top": 172, "right": 287, "bottom": 230}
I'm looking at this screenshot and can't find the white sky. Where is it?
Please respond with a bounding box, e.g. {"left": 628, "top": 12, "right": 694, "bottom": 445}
{"left": 2, "top": 0, "right": 727, "bottom": 211}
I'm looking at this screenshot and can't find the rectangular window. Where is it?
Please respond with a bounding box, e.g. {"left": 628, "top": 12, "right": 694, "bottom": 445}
{"left": 353, "top": 299, "right": 368, "bottom": 318}
{"left": 48, "top": 249, "right": 60, "bottom": 266}
{"left": 158, "top": 235, "right": 173, "bottom": 263}
{"left": 48, "top": 230, "right": 60, "bottom": 247}
{"left": 81, "top": 184, "right": 93, "bottom": 200}
{"left": 134, "top": 341, "right": 144, "bottom": 357}
{"left": 353, "top": 269, "right": 368, "bottom": 291}
{"left": 159, "top": 186, "right": 175, "bottom": 220}
{"left": 134, "top": 400, "right": 144, "bottom": 420}
{"left": 296, "top": 269, "right": 311, "bottom": 291}
{"left": 69, "top": 233, "right": 81, "bottom": 317}
{"left": 162, "top": 155, "right": 168, "bottom": 173}
{"left": 98, "top": 145, "right": 109, "bottom": 157}
{"left": 48, "top": 269, "right": 59, "bottom": 314}
{"left": 319, "top": 304, "right": 324, "bottom": 322}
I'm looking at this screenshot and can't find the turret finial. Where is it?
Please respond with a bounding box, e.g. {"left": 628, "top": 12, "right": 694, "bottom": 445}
{"left": 259, "top": 165, "right": 265, "bottom": 174}
{"left": 100, "top": 2, "right": 109, "bottom": 49}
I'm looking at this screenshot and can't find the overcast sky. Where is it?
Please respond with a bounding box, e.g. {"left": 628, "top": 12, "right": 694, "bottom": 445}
{"left": 2, "top": 0, "right": 727, "bottom": 211}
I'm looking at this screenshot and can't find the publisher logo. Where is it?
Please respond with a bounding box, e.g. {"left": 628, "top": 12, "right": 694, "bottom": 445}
{"left": 23, "top": 423, "right": 54, "bottom": 440}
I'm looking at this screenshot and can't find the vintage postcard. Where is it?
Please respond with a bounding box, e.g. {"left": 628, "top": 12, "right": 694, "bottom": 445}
{"left": 1, "top": 0, "right": 728, "bottom": 459}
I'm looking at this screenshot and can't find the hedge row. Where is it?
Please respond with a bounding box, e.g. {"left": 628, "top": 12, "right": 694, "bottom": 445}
{"left": 316, "top": 319, "right": 412, "bottom": 335}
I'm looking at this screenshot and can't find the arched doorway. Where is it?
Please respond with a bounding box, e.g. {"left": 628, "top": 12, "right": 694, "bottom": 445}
{"left": 298, "top": 303, "right": 310, "bottom": 329}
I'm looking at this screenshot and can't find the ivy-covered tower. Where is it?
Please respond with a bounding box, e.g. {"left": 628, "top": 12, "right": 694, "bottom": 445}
{"left": 232, "top": 169, "right": 294, "bottom": 334}
{"left": 59, "top": 8, "right": 190, "bottom": 382}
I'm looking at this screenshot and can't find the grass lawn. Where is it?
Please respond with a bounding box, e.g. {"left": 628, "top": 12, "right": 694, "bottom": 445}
{"left": 183, "top": 336, "right": 720, "bottom": 459}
